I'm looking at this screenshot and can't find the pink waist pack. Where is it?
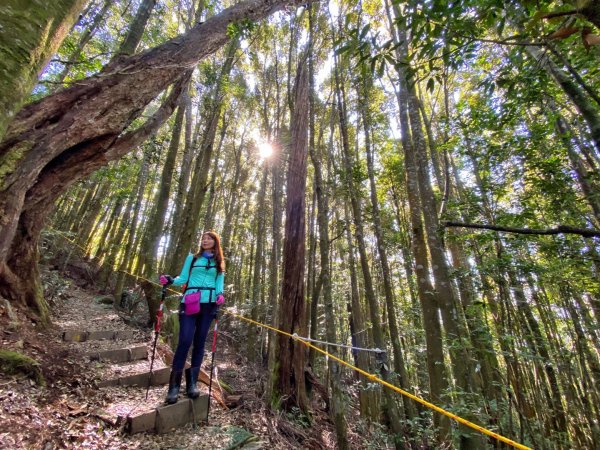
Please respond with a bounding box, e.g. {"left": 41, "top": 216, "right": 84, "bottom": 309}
{"left": 183, "top": 291, "right": 201, "bottom": 315}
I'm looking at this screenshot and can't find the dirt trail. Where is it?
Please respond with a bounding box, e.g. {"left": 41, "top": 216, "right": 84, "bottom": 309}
{"left": 1, "top": 278, "right": 326, "bottom": 449}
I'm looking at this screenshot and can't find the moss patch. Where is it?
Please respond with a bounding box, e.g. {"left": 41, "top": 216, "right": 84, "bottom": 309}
{"left": 0, "top": 349, "right": 45, "bottom": 386}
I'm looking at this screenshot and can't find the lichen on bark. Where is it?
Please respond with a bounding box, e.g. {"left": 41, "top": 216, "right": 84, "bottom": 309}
{"left": 0, "top": 0, "right": 87, "bottom": 141}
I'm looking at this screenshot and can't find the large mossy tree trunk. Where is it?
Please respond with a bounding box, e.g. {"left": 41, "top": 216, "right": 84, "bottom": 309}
{"left": 0, "top": 0, "right": 88, "bottom": 141}
{"left": 0, "top": 0, "right": 309, "bottom": 322}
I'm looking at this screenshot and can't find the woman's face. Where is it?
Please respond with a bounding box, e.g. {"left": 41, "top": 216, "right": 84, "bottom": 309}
{"left": 201, "top": 233, "right": 216, "bottom": 251}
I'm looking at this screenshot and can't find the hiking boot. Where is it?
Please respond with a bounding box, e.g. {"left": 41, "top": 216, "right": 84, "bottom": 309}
{"left": 185, "top": 367, "right": 200, "bottom": 399}
{"left": 165, "top": 370, "right": 183, "bottom": 404}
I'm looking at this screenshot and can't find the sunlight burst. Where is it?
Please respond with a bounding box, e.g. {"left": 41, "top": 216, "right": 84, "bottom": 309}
{"left": 258, "top": 142, "right": 273, "bottom": 159}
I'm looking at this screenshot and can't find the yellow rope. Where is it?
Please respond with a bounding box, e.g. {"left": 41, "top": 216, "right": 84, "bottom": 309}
{"left": 50, "top": 227, "right": 531, "bottom": 449}
{"left": 225, "top": 310, "right": 532, "bottom": 450}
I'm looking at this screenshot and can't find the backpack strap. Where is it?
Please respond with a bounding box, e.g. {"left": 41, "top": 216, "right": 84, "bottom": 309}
{"left": 182, "top": 256, "right": 197, "bottom": 291}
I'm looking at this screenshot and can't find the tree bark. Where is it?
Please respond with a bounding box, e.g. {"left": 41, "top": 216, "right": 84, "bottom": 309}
{"left": 1, "top": 0, "right": 308, "bottom": 317}
{"left": 384, "top": 0, "right": 450, "bottom": 439}
{"left": 273, "top": 56, "right": 309, "bottom": 412}
{"left": 220, "top": 137, "right": 248, "bottom": 251}
{"left": 117, "top": 0, "right": 158, "bottom": 56}
{"left": 2, "top": 76, "right": 186, "bottom": 315}
{"left": 98, "top": 202, "right": 129, "bottom": 287}
{"left": 307, "top": 7, "right": 349, "bottom": 444}
{"left": 202, "top": 149, "right": 222, "bottom": 232}
{"left": 247, "top": 167, "right": 268, "bottom": 360}
{"left": 342, "top": 202, "right": 378, "bottom": 421}
{"left": 444, "top": 162, "right": 507, "bottom": 426}
{"left": 553, "top": 111, "right": 600, "bottom": 227}
{"left": 0, "top": 0, "right": 88, "bottom": 140}
{"left": 93, "top": 195, "right": 123, "bottom": 261}
{"left": 77, "top": 180, "right": 110, "bottom": 251}
{"left": 113, "top": 149, "right": 152, "bottom": 302}
{"left": 266, "top": 135, "right": 284, "bottom": 401}
{"left": 166, "top": 90, "right": 195, "bottom": 268}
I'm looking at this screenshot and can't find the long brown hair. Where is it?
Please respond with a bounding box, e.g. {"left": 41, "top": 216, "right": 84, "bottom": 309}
{"left": 196, "top": 231, "right": 225, "bottom": 273}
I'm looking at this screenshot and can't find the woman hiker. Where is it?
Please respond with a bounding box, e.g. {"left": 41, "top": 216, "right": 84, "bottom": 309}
{"left": 159, "top": 231, "right": 225, "bottom": 404}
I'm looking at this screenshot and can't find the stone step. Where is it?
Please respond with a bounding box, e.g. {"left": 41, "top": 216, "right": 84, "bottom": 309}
{"left": 63, "top": 330, "right": 136, "bottom": 342}
{"left": 125, "top": 395, "right": 209, "bottom": 434}
{"left": 88, "top": 345, "right": 148, "bottom": 363}
{"left": 98, "top": 367, "right": 170, "bottom": 388}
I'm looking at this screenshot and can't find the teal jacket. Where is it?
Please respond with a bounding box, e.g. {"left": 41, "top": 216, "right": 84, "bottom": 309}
{"left": 172, "top": 253, "right": 224, "bottom": 303}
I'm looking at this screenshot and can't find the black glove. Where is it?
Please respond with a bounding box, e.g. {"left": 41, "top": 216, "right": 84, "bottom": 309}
{"left": 159, "top": 274, "right": 174, "bottom": 286}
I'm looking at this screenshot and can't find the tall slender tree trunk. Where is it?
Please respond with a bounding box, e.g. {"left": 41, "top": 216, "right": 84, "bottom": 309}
{"left": 116, "top": 0, "right": 158, "bottom": 57}
{"left": 524, "top": 44, "right": 600, "bottom": 152}
{"left": 358, "top": 75, "right": 415, "bottom": 422}
{"left": 511, "top": 268, "right": 568, "bottom": 437}
{"left": 307, "top": 7, "right": 348, "bottom": 444}
{"left": 342, "top": 202, "right": 378, "bottom": 421}
{"left": 384, "top": 2, "right": 452, "bottom": 441}
{"left": 98, "top": 193, "right": 132, "bottom": 289}
{"left": 247, "top": 167, "right": 269, "bottom": 360}
{"left": 553, "top": 111, "right": 600, "bottom": 226}
{"left": 465, "top": 149, "right": 543, "bottom": 443}
{"left": 93, "top": 196, "right": 123, "bottom": 261}
{"left": 272, "top": 57, "right": 309, "bottom": 412}
{"left": 221, "top": 139, "right": 249, "bottom": 251}
{"left": 140, "top": 80, "right": 190, "bottom": 323}
{"left": 114, "top": 149, "right": 151, "bottom": 301}
{"left": 166, "top": 90, "right": 195, "bottom": 268}
{"left": 202, "top": 150, "right": 222, "bottom": 231}
{"left": 308, "top": 102, "right": 349, "bottom": 450}
{"left": 266, "top": 135, "right": 284, "bottom": 399}
{"left": 333, "top": 45, "right": 403, "bottom": 442}
{"left": 388, "top": 184, "right": 429, "bottom": 411}
{"left": 400, "top": 30, "right": 485, "bottom": 450}
{"left": 54, "top": 0, "right": 114, "bottom": 87}
{"left": 78, "top": 181, "right": 110, "bottom": 251}
{"left": 171, "top": 40, "right": 238, "bottom": 262}
{"left": 307, "top": 187, "right": 319, "bottom": 365}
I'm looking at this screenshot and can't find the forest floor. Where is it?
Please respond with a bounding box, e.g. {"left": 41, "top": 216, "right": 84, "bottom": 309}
{"left": 0, "top": 263, "right": 389, "bottom": 449}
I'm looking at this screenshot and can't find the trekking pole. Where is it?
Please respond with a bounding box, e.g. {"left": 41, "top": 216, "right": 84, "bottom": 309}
{"left": 146, "top": 284, "right": 167, "bottom": 400}
{"left": 206, "top": 308, "right": 219, "bottom": 422}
